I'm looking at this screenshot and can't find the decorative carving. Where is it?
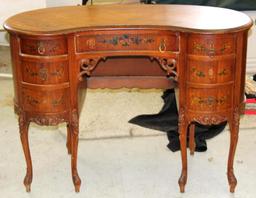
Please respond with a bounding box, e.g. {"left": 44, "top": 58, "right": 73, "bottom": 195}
{"left": 192, "top": 115, "right": 226, "bottom": 125}
{"left": 233, "top": 107, "right": 240, "bottom": 127}
{"left": 86, "top": 39, "right": 96, "bottom": 49}
{"left": 29, "top": 115, "right": 66, "bottom": 126}
{"left": 18, "top": 114, "right": 27, "bottom": 134}
{"left": 71, "top": 109, "right": 79, "bottom": 135}
{"left": 98, "top": 34, "right": 154, "bottom": 47}
{"left": 191, "top": 96, "right": 227, "bottom": 106}
{"left": 151, "top": 57, "right": 178, "bottom": 80}
{"left": 193, "top": 41, "right": 231, "bottom": 56}
{"left": 79, "top": 57, "right": 105, "bottom": 80}
{"left": 178, "top": 107, "right": 186, "bottom": 128}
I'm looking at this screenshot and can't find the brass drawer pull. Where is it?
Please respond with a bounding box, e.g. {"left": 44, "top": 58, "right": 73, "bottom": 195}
{"left": 37, "top": 42, "right": 46, "bottom": 55}
{"left": 159, "top": 39, "right": 166, "bottom": 53}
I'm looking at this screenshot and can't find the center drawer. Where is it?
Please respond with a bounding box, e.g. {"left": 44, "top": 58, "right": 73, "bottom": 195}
{"left": 76, "top": 30, "right": 179, "bottom": 53}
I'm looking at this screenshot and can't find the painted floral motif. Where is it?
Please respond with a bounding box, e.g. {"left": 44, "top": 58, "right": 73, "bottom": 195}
{"left": 191, "top": 67, "right": 205, "bottom": 77}
{"left": 192, "top": 96, "right": 227, "bottom": 106}
{"left": 98, "top": 34, "right": 154, "bottom": 47}
{"left": 25, "top": 63, "right": 64, "bottom": 81}
{"left": 193, "top": 41, "right": 230, "bottom": 56}
{"left": 218, "top": 69, "right": 228, "bottom": 76}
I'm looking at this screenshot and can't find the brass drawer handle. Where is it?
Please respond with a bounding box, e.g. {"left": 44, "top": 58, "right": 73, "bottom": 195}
{"left": 37, "top": 42, "right": 46, "bottom": 55}
{"left": 159, "top": 39, "right": 166, "bottom": 53}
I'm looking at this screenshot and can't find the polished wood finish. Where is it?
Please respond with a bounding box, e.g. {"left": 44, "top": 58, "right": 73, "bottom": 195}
{"left": 4, "top": 4, "right": 252, "bottom": 193}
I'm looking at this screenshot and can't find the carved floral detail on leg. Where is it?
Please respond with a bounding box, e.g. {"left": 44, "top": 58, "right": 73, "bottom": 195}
{"left": 150, "top": 57, "right": 178, "bottom": 80}
{"left": 79, "top": 57, "right": 106, "bottom": 80}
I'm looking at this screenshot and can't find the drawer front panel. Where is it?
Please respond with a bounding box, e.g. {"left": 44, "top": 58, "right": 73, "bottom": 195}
{"left": 187, "top": 85, "right": 233, "bottom": 112}
{"left": 21, "top": 60, "right": 69, "bottom": 84}
{"left": 20, "top": 38, "right": 67, "bottom": 56}
{"left": 188, "top": 34, "right": 236, "bottom": 56}
{"left": 188, "top": 57, "right": 234, "bottom": 84}
{"left": 76, "top": 30, "right": 179, "bottom": 53}
{"left": 22, "top": 88, "right": 69, "bottom": 113}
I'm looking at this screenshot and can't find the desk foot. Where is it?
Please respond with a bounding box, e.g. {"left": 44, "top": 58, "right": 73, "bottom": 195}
{"left": 178, "top": 173, "right": 187, "bottom": 193}
{"left": 25, "top": 184, "right": 31, "bottom": 192}
{"left": 228, "top": 171, "right": 237, "bottom": 193}
{"left": 73, "top": 174, "right": 81, "bottom": 193}
{"left": 24, "top": 173, "right": 32, "bottom": 192}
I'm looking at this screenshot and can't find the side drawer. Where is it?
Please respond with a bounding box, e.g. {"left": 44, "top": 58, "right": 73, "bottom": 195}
{"left": 188, "top": 34, "right": 236, "bottom": 56}
{"left": 22, "top": 87, "right": 70, "bottom": 113}
{"left": 20, "top": 37, "right": 67, "bottom": 56}
{"left": 187, "top": 56, "right": 235, "bottom": 84}
{"left": 76, "top": 30, "right": 179, "bottom": 53}
{"left": 187, "top": 84, "right": 233, "bottom": 112}
{"left": 21, "top": 58, "right": 69, "bottom": 84}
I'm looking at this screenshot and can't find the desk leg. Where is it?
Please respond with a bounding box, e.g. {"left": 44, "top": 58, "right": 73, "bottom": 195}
{"left": 18, "top": 114, "right": 32, "bottom": 192}
{"left": 70, "top": 110, "right": 81, "bottom": 192}
{"left": 66, "top": 123, "right": 72, "bottom": 155}
{"left": 189, "top": 124, "right": 195, "bottom": 155}
{"left": 227, "top": 109, "right": 239, "bottom": 193}
{"left": 178, "top": 108, "right": 188, "bottom": 193}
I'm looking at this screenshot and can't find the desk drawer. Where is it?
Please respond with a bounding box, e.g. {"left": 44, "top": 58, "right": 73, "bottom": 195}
{"left": 21, "top": 59, "right": 69, "bottom": 84}
{"left": 20, "top": 37, "right": 67, "bottom": 56}
{"left": 188, "top": 34, "right": 236, "bottom": 56}
{"left": 187, "top": 56, "right": 234, "bottom": 84}
{"left": 76, "top": 30, "right": 179, "bottom": 53}
{"left": 187, "top": 84, "right": 233, "bottom": 112}
{"left": 22, "top": 87, "right": 69, "bottom": 113}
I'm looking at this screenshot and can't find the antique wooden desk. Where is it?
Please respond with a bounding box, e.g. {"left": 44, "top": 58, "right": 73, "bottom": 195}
{"left": 4, "top": 4, "right": 252, "bottom": 193}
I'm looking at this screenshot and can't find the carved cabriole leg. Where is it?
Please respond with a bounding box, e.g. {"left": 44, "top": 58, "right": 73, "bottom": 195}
{"left": 18, "top": 114, "right": 32, "bottom": 192}
{"left": 66, "top": 123, "right": 72, "bottom": 155}
{"left": 70, "top": 110, "right": 81, "bottom": 192}
{"left": 227, "top": 108, "right": 240, "bottom": 193}
{"left": 189, "top": 123, "right": 195, "bottom": 155}
{"left": 178, "top": 108, "right": 189, "bottom": 193}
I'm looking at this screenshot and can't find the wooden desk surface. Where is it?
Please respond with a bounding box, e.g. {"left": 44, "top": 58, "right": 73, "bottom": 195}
{"left": 4, "top": 4, "right": 252, "bottom": 35}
